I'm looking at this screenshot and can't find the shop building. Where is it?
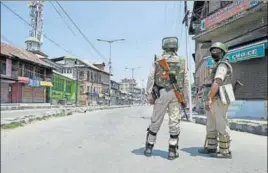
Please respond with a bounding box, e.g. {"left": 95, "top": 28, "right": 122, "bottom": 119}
{"left": 110, "top": 80, "right": 120, "bottom": 105}
{"left": 50, "top": 56, "right": 110, "bottom": 105}
{"left": 51, "top": 70, "right": 80, "bottom": 105}
{"left": 1, "top": 42, "right": 53, "bottom": 104}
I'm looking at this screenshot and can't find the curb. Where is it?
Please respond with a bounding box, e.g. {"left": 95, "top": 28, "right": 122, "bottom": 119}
{"left": 0, "top": 105, "right": 130, "bottom": 111}
{"left": 193, "top": 116, "right": 267, "bottom": 136}
{"left": 1, "top": 105, "right": 130, "bottom": 128}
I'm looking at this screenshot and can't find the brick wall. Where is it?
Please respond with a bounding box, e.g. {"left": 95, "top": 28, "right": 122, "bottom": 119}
{"left": 232, "top": 55, "right": 267, "bottom": 100}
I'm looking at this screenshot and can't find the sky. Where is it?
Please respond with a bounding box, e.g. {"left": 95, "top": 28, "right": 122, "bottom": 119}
{"left": 1, "top": 1, "right": 195, "bottom": 87}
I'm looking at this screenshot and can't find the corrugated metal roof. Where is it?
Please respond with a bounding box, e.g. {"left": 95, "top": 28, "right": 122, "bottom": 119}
{"left": 0, "top": 42, "right": 52, "bottom": 68}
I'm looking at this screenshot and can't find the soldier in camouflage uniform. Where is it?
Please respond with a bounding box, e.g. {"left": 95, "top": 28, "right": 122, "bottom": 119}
{"left": 145, "top": 37, "right": 189, "bottom": 160}
{"left": 198, "top": 42, "right": 233, "bottom": 159}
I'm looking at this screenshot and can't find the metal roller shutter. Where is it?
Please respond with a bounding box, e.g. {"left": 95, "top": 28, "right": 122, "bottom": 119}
{"left": 231, "top": 57, "right": 267, "bottom": 100}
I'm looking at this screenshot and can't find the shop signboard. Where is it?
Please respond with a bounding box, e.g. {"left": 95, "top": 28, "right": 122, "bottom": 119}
{"left": 206, "top": 41, "right": 267, "bottom": 68}
{"left": 200, "top": 0, "right": 260, "bottom": 31}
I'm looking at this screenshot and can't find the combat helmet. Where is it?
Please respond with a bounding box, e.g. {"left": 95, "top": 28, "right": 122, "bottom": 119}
{"left": 209, "top": 42, "right": 228, "bottom": 55}
{"left": 162, "top": 37, "right": 179, "bottom": 51}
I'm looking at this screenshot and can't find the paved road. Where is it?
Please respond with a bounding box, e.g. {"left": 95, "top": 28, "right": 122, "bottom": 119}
{"left": 1, "top": 106, "right": 267, "bottom": 173}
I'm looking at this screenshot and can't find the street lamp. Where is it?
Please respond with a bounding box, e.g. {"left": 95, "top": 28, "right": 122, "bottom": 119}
{"left": 125, "top": 66, "right": 141, "bottom": 79}
{"left": 97, "top": 38, "right": 125, "bottom": 106}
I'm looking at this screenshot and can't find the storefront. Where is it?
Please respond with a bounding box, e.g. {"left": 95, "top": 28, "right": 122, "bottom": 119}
{"left": 0, "top": 78, "right": 16, "bottom": 103}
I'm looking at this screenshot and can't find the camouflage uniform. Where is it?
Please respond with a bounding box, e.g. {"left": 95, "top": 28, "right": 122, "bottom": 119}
{"left": 198, "top": 42, "right": 233, "bottom": 159}
{"left": 144, "top": 37, "right": 189, "bottom": 160}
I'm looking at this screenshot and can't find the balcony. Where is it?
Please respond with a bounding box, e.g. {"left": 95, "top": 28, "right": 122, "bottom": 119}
{"left": 192, "top": 1, "right": 267, "bottom": 42}
{"left": 11, "top": 68, "right": 51, "bottom": 81}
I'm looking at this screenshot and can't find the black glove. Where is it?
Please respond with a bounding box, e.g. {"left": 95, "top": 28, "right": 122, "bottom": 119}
{"left": 169, "top": 73, "right": 177, "bottom": 84}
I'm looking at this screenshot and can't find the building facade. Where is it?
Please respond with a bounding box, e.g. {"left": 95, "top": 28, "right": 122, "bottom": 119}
{"left": 51, "top": 70, "right": 80, "bottom": 105}
{"left": 1, "top": 42, "right": 53, "bottom": 104}
{"left": 50, "top": 56, "right": 110, "bottom": 105}
{"left": 120, "top": 78, "right": 136, "bottom": 93}
{"left": 132, "top": 87, "right": 142, "bottom": 104}
{"left": 189, "top": 1, "right": 268, "bottom": 118}
{"left": 111, "top": 80, "right": 120, "bottom": 105}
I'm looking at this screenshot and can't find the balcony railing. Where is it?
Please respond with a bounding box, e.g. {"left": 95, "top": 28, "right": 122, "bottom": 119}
{"left": 11, "top": 68, "right": 51, "bottom": 81}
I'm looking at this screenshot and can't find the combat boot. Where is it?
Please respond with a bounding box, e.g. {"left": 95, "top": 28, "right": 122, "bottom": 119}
{"left": 168, "top": 145, "right": 179, "bottom": 160}
{"left": 198, "top": 148, "right": 217, "bottom": 154}
{"left": 210, "top": 134, "right": 232, "bottom": 159}
{"left": 199, "top": 132, "right": 218, "bottom": 154}
{"left": 144, "top": 128, "right": 157, "bottom": 157}
{"left": 144, "top": 143, "right": 154, "bottom": 157}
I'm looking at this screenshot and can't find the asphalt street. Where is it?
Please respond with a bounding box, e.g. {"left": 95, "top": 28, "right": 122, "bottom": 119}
{"left": 1, "top": 106, "right": 267, "bottom": 173}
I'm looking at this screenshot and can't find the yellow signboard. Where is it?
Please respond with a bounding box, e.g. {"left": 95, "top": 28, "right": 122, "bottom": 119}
{"left": 40, "top": 81, "right": 53, "bottom": 87}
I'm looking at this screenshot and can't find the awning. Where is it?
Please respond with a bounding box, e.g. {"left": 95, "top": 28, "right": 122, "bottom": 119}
{"left": 0, "top": 79, "right": 16, "bottom": 84}
{"left": 40, "top": 81, "right": 53, "bottom": 87}
{"left": 206, "top": 40, "right": 267, "bottom": 68}
{"left": 18, "top": 76, "right": 29, "bottom": 84}
{"left": 29, "top": 79, "right": 40, "bottom": 87}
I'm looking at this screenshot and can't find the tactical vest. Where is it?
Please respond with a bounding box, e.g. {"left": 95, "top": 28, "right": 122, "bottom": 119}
{"left": 154, "top": 54, "right": 185, "bottom": 91}
{"left": 210, "top": 59, "right": 233, "bottom": 96}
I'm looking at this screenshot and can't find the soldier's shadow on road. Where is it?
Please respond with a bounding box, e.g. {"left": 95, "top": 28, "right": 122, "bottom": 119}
{"left": 180, "top": 147, "right": 211, "bottom": 158}
{"left": 131, "top": 147, "right": 168, "bottom": 159}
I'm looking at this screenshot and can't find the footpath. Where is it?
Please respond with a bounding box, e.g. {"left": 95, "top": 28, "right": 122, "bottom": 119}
{"left": 1, "top": 105, "right": 131, "bottom": 128}
{"left": 192, "top": 115, "right": 267, "bottom": 136}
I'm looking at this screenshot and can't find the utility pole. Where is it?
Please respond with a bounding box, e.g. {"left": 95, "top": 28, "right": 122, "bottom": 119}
{"left": 97, "top": 38, "right": 125, "bottom": 106}
{"left": 75, "top": 60, "right": 79, "bottom": 106}
{"left": 182, "top": 1, "right": 193, "bottom": 121}
{"left": 140, "top": 79, "right": 144, "bottom": 105}
{"left": 125, "top": 66, "right": 141, "bottom": 79}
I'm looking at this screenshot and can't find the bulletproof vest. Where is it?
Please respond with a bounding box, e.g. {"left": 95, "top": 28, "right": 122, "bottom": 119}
{"left": 210, "top": 59, "right": 233, "bottom": 87}
{"left": 154, "top": 54, "right": 185, "bottom": 91}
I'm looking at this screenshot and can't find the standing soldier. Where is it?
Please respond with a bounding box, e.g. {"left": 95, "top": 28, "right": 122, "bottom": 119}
{"left": 144, "top": 37, "right": 189, "bottom": 160}
{"left": 198, "top": 42, "right": 233, "bottom": 159}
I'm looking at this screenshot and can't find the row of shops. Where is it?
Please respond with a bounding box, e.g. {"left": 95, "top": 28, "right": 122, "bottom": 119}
{"left": 1, "top": 76, "right": 52, "bottom": 104}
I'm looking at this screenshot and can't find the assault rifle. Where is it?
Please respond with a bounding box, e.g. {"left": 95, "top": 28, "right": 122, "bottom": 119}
{"left": 157, "top": 58, "right": 189, "bottom": 121}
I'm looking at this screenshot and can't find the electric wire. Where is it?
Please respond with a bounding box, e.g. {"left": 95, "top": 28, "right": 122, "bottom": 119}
{"left": 1, "top": 2, "right": 76, "bottom": 56}
{"left": 49, "top": 1, "right": 76, "bottom": 36}
{"left": 55, "top": 1, "right": 108, "bottom": 62}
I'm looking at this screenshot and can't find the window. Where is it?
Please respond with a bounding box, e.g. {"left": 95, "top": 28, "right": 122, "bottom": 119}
{"left": 221, "top": 1, "right": 232, "bottom": 8}
{"left": 53, "top": 76, "right": 64, "bottom": 91}
{"left": 91, "top": 72, "right": 93, "bottom": 81}
{"left": 67, "top": 69, "right": 72, "bottom": 73}
{"left": 35, "top": 67, "right": 44, "bottom": 80}
{"left": 80, "top": 71, "right": 85, "bottom": 80}
{"left": 66, "top": 81, "right": 72, "bottom": 93}
{"left": 0, "top": 58, "right": 6, "bottom": 75}
{"left": 94, "top": 73, "right": 97, "bottom": 82}
{"left": 87, "top": 71, "right": 90, "bottom": 81}
{"left": 24, "top": 64, "right": 34, "bottom": 78}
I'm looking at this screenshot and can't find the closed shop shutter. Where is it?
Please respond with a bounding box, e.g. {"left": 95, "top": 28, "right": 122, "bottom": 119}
{"left": 1, "top": 82, "right": 9, "bottom": 103}
{"left": 33, "top": 87, "right": 45, "bottom": 103}
{"left": 22, "top": 86, "right": 45, "bottom": 103}
{"left": 22, "top": 86, "right": 33, "bottom": 103}
{"left": 232, "top": 57, "right": 267, "bottom": 100}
